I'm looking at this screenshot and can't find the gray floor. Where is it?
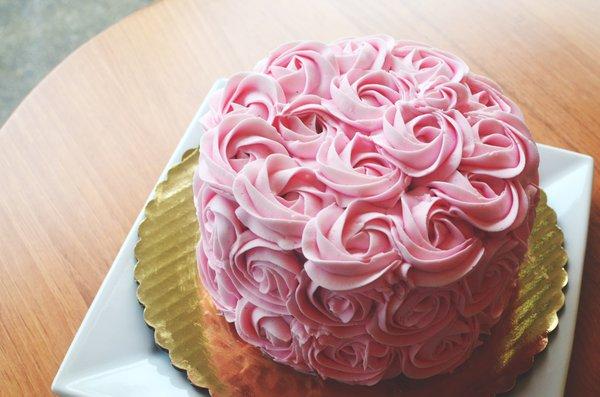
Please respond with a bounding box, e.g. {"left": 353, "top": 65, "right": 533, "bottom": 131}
{"left": 0, "top": 0, "right": 152, "bottom": 126}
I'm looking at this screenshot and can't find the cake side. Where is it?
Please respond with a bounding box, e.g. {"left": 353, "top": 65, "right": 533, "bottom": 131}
{"left": 193, "top": 35, "right": 540, "bottom": 385}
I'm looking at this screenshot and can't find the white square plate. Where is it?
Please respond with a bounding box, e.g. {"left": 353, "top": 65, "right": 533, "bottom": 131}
{"left": 52, "top": 79, "right": 594, "bottom": 397}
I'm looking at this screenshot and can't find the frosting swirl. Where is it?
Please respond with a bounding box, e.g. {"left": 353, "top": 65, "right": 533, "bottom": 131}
{"left": 461, "top": 111, "right": 539, "bottom": 179}
{"left": 233, "top": 154, "right": 334, "bottom": 249}
{"left": 464, "top": 74, "right": 524, "bottom": 118}
{"left": 287, "top": 270, "right": 388, "bottom": 338}
{"left": 227, "top": 231, "right": 301, "bottom": 314}
{"left": 402, "top": 316, "right": 480, "bottom": 379}
{"left": 388, "top": 42, "right": 469, "bottom": 88}
{"left": 195, "top": 184, "right": 244, "bottom": 267}
{"left": 367, "top": 279, "right": 458, "bottom": 347}
{"left": 460, "top": 237, "right": 521, "bottom": 325}
{"left": 374, "top": 104, "right": 473, "bottom": 183}
{"left": 197, "top": 114, "right": 288, "bottom": 196}
{"left": 415, "top": 79, "right": 470, "bottom": 112}
{"left": 430, "top": 171, "right": 529, "bottom": 232}
{"left": 316, "top": 131, "right": 409, "bottom": 207}
{"left": 325, "top": 69, "right": 416, "bottom": 134}
{"left": 197, "top": 245, "right": 240, "bottom": 322}
{"left": 202, "top": 72, "right": 285, "bottom": 128}
{"left": 274, "top": 95, "right": 338, "bottom": 161}
{"left": 391, "top": 187, "right": 485, "bottom": 287}
{"left": 331, "top": 35, "right": 395, "bottom": 74}
{"left": 297, "top": 328, "right": 399, "bottom": 386}
{"left": 302, "top": 201, "right": 401, "bottom": 291}
{"left": 235, "top": 300, "right": 309, "bottom": 371}
{"left": 257, "top": 41, "right": 338, "bottom": 101}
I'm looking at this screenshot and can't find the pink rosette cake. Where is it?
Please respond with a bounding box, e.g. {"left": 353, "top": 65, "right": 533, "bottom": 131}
{"left": 193, "top": 35, "right": 540, "bottom": 386}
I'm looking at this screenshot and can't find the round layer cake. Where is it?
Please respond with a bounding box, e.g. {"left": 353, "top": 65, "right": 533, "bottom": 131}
{"left": 193, "top": 35, "right": 539, "bottom": 385}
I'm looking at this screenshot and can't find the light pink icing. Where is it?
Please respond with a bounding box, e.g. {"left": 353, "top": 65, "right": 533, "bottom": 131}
{"left": 459, "top": 236, "right": 523, "bottom": 326}
{"left": 274, "top": 95, "right": 338, "bottom": 160}
{"left": 464, "top": 74, "right": 524, "bottom": 118}
{"left": 197, "top": 244, "right": 240, "bottom": 322}
{"left": 415, "top": 79, "right": 470, "bottom": 112}
{"left": 201, "top": 72, "right": 285, "bottom": 129}
{"left": 256, "top": 41, "right": 337, "bottom": 101}
{"left": 294, "top": 323, "right": 400, "bottom": 386}
{"left": 391, "top": 187, "right": 485, "bottom": 287}
{"left": 195, "top": 184, "right": 244, "bottom": 267}
{"left": 331, "top": 35, "right": 395, "bottom": 74}
{"left": 193, "top": 35, "right": 540, "bottom": 385}
{"left": 235, "top": 299, "right": 309, "bottom": 372}
{"left": 232, "top": 154, "right": 334, "bottom": 249}
{"left": 197, "top": 113, "right": 288, "bottom": 197}
{"left": 402, "top": 316, "right": 480, "bottom": 379}
{"left": 373, "top": 104, "right": 472, "bottom": 183}
{"left": 324, "top": 69, "right": 417, "bottom": 134}
{"left": 302, "top": 201, "right": 401, "bottom": 291}
{"left": 461, "top": 111, "right": 539, "bottom": 180}
{"left": 227, "top": 231, "right": 301, "bottom": 314}
{"left": 315, "top": 131, "right": 410, "bottom": 206}
{"left": 367, "top": 276, "right": 459, "bottom": 347}
{"left": 430, "top": 171, "right": 529, "bottom": 232}
{"left": 387, "top": 41, "right": 469, "bottom": 88}
{"left": 287, "top": 270, "right": 385, "bottom": 338}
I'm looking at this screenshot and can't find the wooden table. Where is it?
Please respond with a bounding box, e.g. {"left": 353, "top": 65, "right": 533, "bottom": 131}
{"left": 0, "top": 0, "right": 598, "bottom": 395}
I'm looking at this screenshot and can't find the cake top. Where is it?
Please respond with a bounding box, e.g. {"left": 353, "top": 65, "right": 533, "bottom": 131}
{"left": 194, "top": 35, "right": 540, "bottom": 385}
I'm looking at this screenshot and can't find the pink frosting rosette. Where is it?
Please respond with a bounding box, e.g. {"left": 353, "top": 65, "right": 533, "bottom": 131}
{"left": 325, "top": 69, "right": 416, "bottom": 134}
{"left": 391, "top": 187, "right": 485, "bottom": 287}
{"left": 402, "top": 316, "right": 480, "bottom": 379}
{"left": 415, "top": 79, "right": 471, "bottom": 112}
{"left": 367, "top": 277, "right": 459, "bottom": 347}
{"left": 331, "top": 35, "right": 395, "bottom": 74}
{"left": 197, "top": 246, "right": 240, "bottom": 322}
{"left": 287, "top": 270, "right": 391, "bottom": 338}
{"left": 430, "top": 171, "right": 529, "bottom": 232}
{"left": 464, "top": 73, "right": 524, "bottom": 118}
{"left": 195, "top": 184, "right": 244, "bottom": 267}
{"left": 233, "top": 154, "right": 335, "bottom": 249}
{"left": 461, "top": 111, "right": 539, "bottom": 180}
{"left": 459, "top": 236, "right": 522, "bottom": 327}
{"left": 227, "top": 231, "right": 301, "bottom": 314}
{"left": 295, "top": 326, "right": 400, "bottom": 386}
{"left": 274, "top": 95, "right": 339, "bottom": 161}
{"left": 302, "top": 201, "right": 402, "bottom": 291}
{"left": 316, "top": 131, "right": 410, "bottom": 207}
{"left": 235, "top": 300, "right": 309, "bottom": 372}
{"left": 193, "top": 35, "right": 541, "bottom": 385}
{"left": 374, "top": 104, "right": 474, "bottom": 183}
{"left": 387, "top": 41, "right": 469, "bottom": 89}
{"left": 201, "top": 72, "right": 286, "bottom": 128}
{"left": 512, "top": 183, "right": 540, "bottom": 248}
{"left": 256, "top": 41, "right": 338, "bottom": 101}
{"left": 197, "top": 114, "right": 288, "bottom": 197}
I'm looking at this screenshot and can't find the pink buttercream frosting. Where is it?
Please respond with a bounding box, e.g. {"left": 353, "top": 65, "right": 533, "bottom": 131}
{"left": 302, "top": 201, "right": 402, "bottom": 291}
{"left": 374, "top": 104, "right": 472, "bottom": 183}
{"left": 316, "top": 131, "right": 410, "bottom": 206}
{"left": 194, "top": 35, "right": 540, "bottom": 385}
{"left": 233, "top": 154, "right": 335, "bottom": 249}
{"left": 391, "top": 187, "right": 485, "bottom": 288}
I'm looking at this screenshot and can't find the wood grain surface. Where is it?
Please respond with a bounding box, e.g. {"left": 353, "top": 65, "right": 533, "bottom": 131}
{"left": 0, "top": 0, "right": 598, "bottom": 395}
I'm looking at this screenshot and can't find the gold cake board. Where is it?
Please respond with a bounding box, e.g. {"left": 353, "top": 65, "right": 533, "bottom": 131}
{"left": 135, "top": 148, "right": 567, "bottom": 397}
